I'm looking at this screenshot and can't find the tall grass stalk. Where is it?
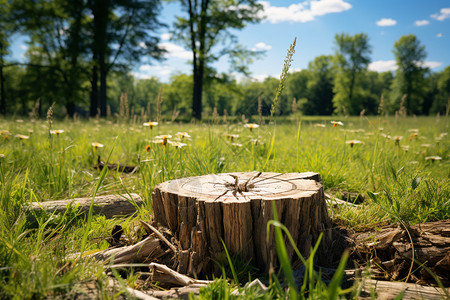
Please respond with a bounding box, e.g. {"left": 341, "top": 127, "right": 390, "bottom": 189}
{"left": 271, "top": 37, "right": 296, "bottom": 118}
{"left": 80, "top": 137, "right": 118, "bottom": 253}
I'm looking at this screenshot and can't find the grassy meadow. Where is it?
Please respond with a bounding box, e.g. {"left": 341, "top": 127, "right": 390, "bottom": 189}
{"left": 0, "top": 114, "right": 449, "bottom": 298}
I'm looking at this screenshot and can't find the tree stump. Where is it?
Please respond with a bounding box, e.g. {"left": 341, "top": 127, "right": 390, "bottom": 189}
{"left": 151, "top": 172, "right": 332, "bottom": 275}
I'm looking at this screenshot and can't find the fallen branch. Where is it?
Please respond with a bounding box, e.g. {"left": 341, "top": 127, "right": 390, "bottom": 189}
{"left": 108, "top": 278, "right": 158, "bottom": 300}
{"left": 92, "top": 235, "right": 164, "bottom": 264}
{"left": 140, "top": 220, "right": 177, "bottom": 253}
{"left": 325, "top": 193, "right": 361, "bottom": 209}
{"left": 349, "top": 220, "right": 450, "bottom": 285}
{"left": 28, "top": 193, "right": 143, "bottom": 219}
{"left": 149, "top": 262, "right": 213, "bottom": 287}
{"left": 358, "top": 279, "right": 450, "bottom": 300}
{"left": 97, "top": 156, "right": 139, "bottom": 174}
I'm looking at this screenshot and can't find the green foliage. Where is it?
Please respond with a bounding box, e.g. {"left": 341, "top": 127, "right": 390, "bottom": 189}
{"left": 333, "top": 33, "right": 372, "bottom": 115}
{"left": 0, "top": 116, "right": 449, "bottom": 298}
{"left": 390, "top": 35, "right": 428, "bottom": 115}
{"left": 304, "top": 55, "right": 335, "bottom": 115}
{"left": 163, "top": 73, "right": 193, "bottom": 116}
{"left": 172, "top": 0, "right": 264, "bottom": 119}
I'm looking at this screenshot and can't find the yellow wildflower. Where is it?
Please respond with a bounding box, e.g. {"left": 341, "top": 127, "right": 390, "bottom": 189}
{"left": 168, "top": 141, "right": 187, "bottom": 148}
{"left": 331, "top": 121, "right": 344, "bottom": 127}
{"left": 226, "top": 134, "right": 239, "bottom": 142}
{"left": 15, "top": 134, "right": 29, "bottom": 140}
{"left": 50, "top": 129, "right": 65, "bottom": 135}
{"left": 393, "top": 136, "right": 403, "bottom": 145}
{"left": 143, "top": 121, "right": 158, "bottom": 129}
{"left": 345, "top": 140, "right": 364, "bottom": 148}
{"left": 425, "top": 156, "right": 442, "bottom": 161}
{"left": 175, "top": 132, "right": 191, "bottom": 139}
{"left": 154, "top": 135, "right": 172, "bottom": 147}
{"left": 91, "top": 142, "right": 104, "bottom": 150}
{"left": 244, "top": 123, "right": 259, "bottom": 132}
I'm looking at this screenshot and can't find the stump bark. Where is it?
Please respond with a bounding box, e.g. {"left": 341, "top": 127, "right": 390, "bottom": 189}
{"left": 151, "top": 172, "right": 331, "bottom": 275}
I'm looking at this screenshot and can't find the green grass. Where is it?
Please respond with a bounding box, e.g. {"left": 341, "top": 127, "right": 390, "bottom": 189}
{"left": 0, "top": 115, "right": 449, "bottom": 298}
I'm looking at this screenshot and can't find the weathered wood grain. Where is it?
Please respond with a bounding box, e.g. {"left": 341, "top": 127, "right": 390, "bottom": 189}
{"left": 151, "top": 172, "right": 331, "bottom": 275}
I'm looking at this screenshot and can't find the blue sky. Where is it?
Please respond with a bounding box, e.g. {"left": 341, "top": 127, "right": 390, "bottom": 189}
{"left": 9, "top": 0, "right": 450, "bottom": 82}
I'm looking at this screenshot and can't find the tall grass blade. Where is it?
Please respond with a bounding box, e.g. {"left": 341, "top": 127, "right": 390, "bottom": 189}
{"left": 80, "top": 137, "right": 118, "bottom": 253}
{"left": 267, "top": 202, "right": 298, "bottom": 298}
{"left": 221, "top": 240, "right": 238, "bottom": 284}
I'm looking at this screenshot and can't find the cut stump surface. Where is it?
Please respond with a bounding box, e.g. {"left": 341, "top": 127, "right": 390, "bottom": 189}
{"left": 152, "top": 172, "right": 331, "bottom": 275}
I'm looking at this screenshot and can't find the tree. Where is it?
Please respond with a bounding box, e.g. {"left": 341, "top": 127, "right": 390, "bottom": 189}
{"left": 163, "top": 73, "right": 193, "bottom": 116}
{"left": 286, "top": 70, "right": 310, "bottom": 114}
{"left": 88, "top": 0, "right": 166, "bottom": 117}
{"left": 238, "top": 77, "right": 284, "bottom": 117}
{"left": 429, "top": 66, "right": 450, "bottom": 114}
{"left": 203, "top": 73, "right": 240, "bottom": 116}
{"left": 391, "top": 34, "right": 428, "bottom": 114}
{"left": 305, "top": 55, "right": 335, "bottom": 115}
{"left": 333, "top": 33, "right": 371, "bottom": 115}
{"left": 11, "top": 0, "right": 91, "bottom": 116}
{"left": 172, "top": 0, "right": 263, "bottom": 120}
{"left": 11, "top": 0, "right": 165, "bottom": 117}
{"left": 0, "top": 0, "right": 12, "bottom": 115}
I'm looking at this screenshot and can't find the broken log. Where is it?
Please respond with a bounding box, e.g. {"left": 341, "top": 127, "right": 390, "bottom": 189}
{"left": 97, "top": 156, "right": 139, "bottom": 173}
{"left": 91, "top": 235, "right": 165, "bottom": 264}
{"left": 151, "top": 172, "right": 332, "bottom": 275}
{"left": 28, "top": 193, "right": 143, "bottom": 219}
{"left": 349, "top": 219, "right": 450, "bottom": 286}
{"left": 358, "top": 279, "right": 450, "bottom": 300}
{"left": 148, "top": 263, "right": 213, "bottom": 287}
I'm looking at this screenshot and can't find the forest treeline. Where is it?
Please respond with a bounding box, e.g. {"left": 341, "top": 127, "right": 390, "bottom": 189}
{"left": 0, "top": 0, "right": 449, "bottom": 120}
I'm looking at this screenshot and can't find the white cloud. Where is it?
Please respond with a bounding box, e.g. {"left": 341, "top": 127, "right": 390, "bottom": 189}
{"left": 132, "top": 65, "right": 173, "bottom": 80}
{"left": 376, "top": 18, "right": 397, "bottom": 27}
{"left": 369, "top": 60, "right": 443, "bottom": 72}
{"left": 437, "top": 33, "right": 443, "bottom": 38}
{"left": 289, "top": 68, "right": 302, "bottom": 73}
{"left": 369, "top": 60, "right": 397, "bottom": 72}
{"left": 20, "top": 44, "right": 28, "bottom": 51}
{"left": 259, "top": 0, "right": 352, "bottom": 24}
{"left": 161, "top": 33, "right": 172, "bottom": 41}
{"left": 252, "top": 42, "right": 272, "bottom": 51}
{"left": 431, "top": 7, "right": 450, "bottom": 21}
{"left": 414, "top": 20, "right": 429, "bottom": 26}
{"left": 138, "top": 42, "right": 147, "bottom": 49}
{"left": 420, "top": 61, "right": 443, "bottom": 69}
{"left": 158, "top": 42, "right": 192, "bottom": 60}
{"left": 251, "top": 73, "right": 271, "bottom": 81}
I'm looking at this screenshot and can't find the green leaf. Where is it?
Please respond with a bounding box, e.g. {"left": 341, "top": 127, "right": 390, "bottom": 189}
{"left": 221, "top": 239, "right": 238, "bottom": 284}
{"left": 267, "top": 202, "right": 298, "bottom": 298}
{"left": 327, "top": 251, "right": 349, "bottom": 300}
{"left": 396, "top": 166, "right": 404, "bottom": 176}
{"left": 367, "top": 191, "right": 378, "bottom": 203}
{"left": 411, "top": 177, "right": 421, "bottom": 190}
{"left": 384, "top": 190, "right": 393, "bottom": 205}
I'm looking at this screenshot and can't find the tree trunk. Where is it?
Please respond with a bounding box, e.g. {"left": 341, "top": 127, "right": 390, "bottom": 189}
{"left": 0, "top": 41, "right": 5, "bottom": 115}
{"left": 99, "top": 59, "right": 107, "bottom": 117}
{"left": 90, "top": 0, "right": 109, "bottom": 118}
{"left": 90, "top": 58, "right": 99, "bottom": 117}
{"left": 192, "top": 65, "right": 203, "bottom": 120}
{"left": 152, "top": 172, "right": 332, "bottom": 276}
{"left": 0, "top": 58, "right": 5, "bottom": 115}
